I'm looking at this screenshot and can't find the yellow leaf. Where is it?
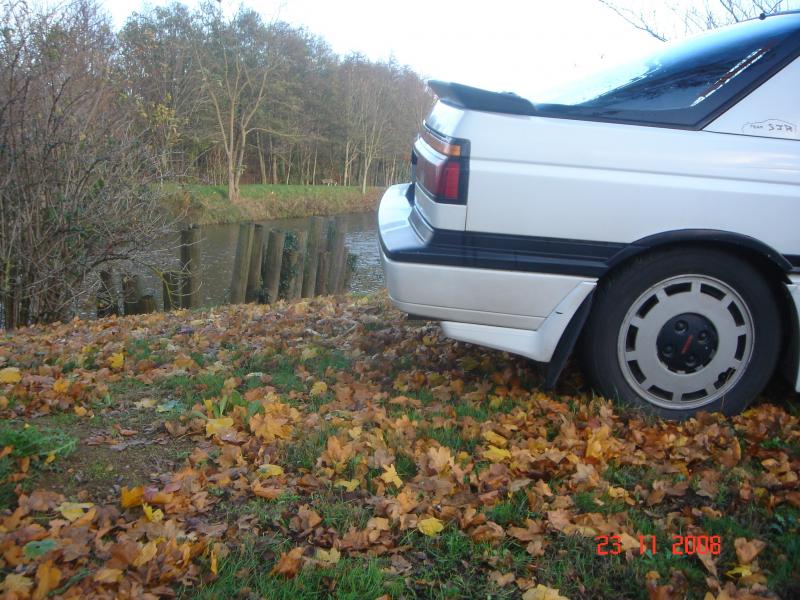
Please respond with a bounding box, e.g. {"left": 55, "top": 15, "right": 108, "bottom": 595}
{"left": 73, "top": 405, "right": 88, "bottom": 416}
{"left": 315, "top": 547, "right": 341, "bottom": 565}
{"left": 134, "top": 541, "right": 158, "bottom": 567}
{"left": 301, "top": 347, "right": 318, "bottom": 362}
{"left": 142, "top": 502, "right": 164, "bottom": 523}
{"left": 380, "top": 464, "right": 403, "bottom": 488}
{"left": 57, "top": 502, "right": 93, "bottom": 521}
{"left": 93, "top": 568, "right": 123, "bottom": 583}
{"left": 52, "top": 378, "right": 70, "bottom": 394}
{"left": 2, "top": 573, "right": 33, "bottom": 594}
{"left": 259, "top": 464, "right": 284, "bottom": 478}
{"left": 0, "top": 367, "right": 21, "bottom": 384}
{"left": 335, "top": 478, "right": 360, "bottom": 492}
{"left": 482, "top": 430, "right": 508, "bottom": 448}
{"left": 489, "top": 395, "right": 503, "bottom": 409}
{"left": 33, "top": 559, "right": 61, "bottom": 600}
{"left": 522, "top": 584, "right": 570, "bottom": 600}
{"left": 134, "top": 397, "right": 157, "bottom": 409}
{"left": 726, "top": 564, "right": 753, "bottom": 578}
{"left": 483, "top": 445, "right": 512, "bottom": 462}
{"left": 45, "top": 453, "right": 56, "bottom": 464}
{"left": 310, "top": 381, "right": 328, "bottom": 396}
{"left": 108, "top": 352, "right": 124, "bottom": 370}
{"left": 121, "top": 486, "right": 144, "bottom": 508}
{"left": 210, "top": 546, "right": 218, "bottom": 576}
{"left": 418, "top": 516, "right": 444, "bottom": 536}
{"left": 205, "top": 417, "right": 234, "bottom": 437}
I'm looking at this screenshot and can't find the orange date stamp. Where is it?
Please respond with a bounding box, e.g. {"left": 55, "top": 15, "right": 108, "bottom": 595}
{"left": 595, "top": 534, "right": 722, "bottom": 556}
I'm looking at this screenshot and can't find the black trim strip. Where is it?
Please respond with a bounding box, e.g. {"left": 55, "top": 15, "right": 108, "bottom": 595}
{"left": 380, "top": 196, "right": 797, "bottom": 278}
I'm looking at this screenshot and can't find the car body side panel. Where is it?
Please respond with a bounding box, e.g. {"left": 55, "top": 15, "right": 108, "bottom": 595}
{"left": 706, "top": 57, "right": 800, "bottom": 140}
{"left": 422, "top": 102, "right": 800, "bottom": 257}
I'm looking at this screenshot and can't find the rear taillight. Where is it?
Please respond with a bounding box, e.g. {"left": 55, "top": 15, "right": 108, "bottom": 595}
{"left": 412, "top": 125, "right": 469, "bottom": 204}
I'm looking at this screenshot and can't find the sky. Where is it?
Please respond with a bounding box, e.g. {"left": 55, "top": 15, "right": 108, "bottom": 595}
{"left": 101, "top": 0, "right": 663, "bottom": 99}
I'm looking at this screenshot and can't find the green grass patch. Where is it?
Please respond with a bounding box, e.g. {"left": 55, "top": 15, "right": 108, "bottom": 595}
{"left": 0, "top": 424, "right": 77, "bottom": 510}
{"left": 165, "top": 184, "right": 382, "bottom": 226}
{"left": 182, "top": 543, "right": 401, "bottom": 600}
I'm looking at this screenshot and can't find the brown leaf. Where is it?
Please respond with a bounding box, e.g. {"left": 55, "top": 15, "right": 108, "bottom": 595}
{"left": 734, "top": 537, "right": 766, "bottom": 564}
{"left": 270, "top": 547, "right": 304, "bottom": 578}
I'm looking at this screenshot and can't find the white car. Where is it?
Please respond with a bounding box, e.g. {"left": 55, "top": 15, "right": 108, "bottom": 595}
{"left": 378, "top": 12, "right": 800, "bottom": 419}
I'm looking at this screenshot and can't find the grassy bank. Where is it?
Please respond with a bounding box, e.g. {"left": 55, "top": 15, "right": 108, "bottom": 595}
{"left": 164, "top": 184, "right": 384, "bottom": 225}
{"left": 1, "top": 294, "right": 799, "bottom": 598}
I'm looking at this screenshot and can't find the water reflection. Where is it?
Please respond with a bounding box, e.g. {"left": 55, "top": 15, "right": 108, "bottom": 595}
{"left": 139, "top": 211, "right": 383, "bottom": 309}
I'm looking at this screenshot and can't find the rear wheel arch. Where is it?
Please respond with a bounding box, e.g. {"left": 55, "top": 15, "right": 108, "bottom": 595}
{"left": 601, "top": 234, "right": 793, "bottom": 350}
{"left": 580, "top": 245, "right": 786, "bottom": 418}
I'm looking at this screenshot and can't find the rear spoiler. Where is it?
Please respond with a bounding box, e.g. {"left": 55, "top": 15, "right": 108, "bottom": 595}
{"left": 427, "top": 80, "right": 536, "bottom": 116}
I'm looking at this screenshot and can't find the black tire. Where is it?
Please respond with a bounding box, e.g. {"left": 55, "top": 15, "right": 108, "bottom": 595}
{"left": 580, "top": 248, "right": 781, "bottom": 419}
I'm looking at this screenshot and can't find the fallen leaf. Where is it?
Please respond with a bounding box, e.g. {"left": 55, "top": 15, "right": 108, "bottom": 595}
{"left": 52, "top": 378, "right": 70, "bottom": 393}
{"left": 0, "top": 366, "right": 21, "bottom": 384}
{"left": 335, "top": 478, "right": 360, "bottom": 492}
{"left": 121, "top": 486, "right": 144, "bottom": 508}
{"left": 418, "top": 516, "right": 444, "bottom": 536}
{"left": 483, "top": 445, "right": 512, "bottom": 462}
{"left": 270, "top": 547, "right": 304, "bottom": 578}
{"left": 57, "top": 501, "right": 93, "bottom": 522}
{"left": 259, "top": 464, "right": 284, "bottom": 478}
{"left": 94, "top": 568, "right": 123, "bottom": 584}
{"left": 380, "top": 463, "right": 403, "bottom": 488}
{"left": 205, "top": 417, "right": 234, "bottom": 437}
{"left": 522, "top": 584, "right": 569, "bottom": 600}
{"left": 2, "top": 573, "right": 33, "bottom": 595}
{"left": 33, "top": 560, "right": 61, "bottom": 600}
{"left": 108, "top": 352, "right": 124, "bottom": 370}
{"left": 482, "top": 430, "right": 508, "bottom": 448}
{"left": 734, "top": 538, "right": 766, "bottom": 565}
{"left": 310, "top": 381, "right": 328, "bottom": 396}
{"left": 134, "top": 541, "right": 158, "bottom": 567}
{"left": 142, "top": 502, "right": 164, "bottom": 523}
{"left": 315, "top": 547, "right": 340, "bottom": 565}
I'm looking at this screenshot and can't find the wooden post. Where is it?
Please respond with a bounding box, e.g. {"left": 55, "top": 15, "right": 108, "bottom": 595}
{"left": 97, "top": 270, "right": 118, "bottom": 317}
{"left": 291, "top": 229, "right": 308, "bottom": 300}
{"left": 302, "top": 216, "right": 326, "bottom": 298}
{"left": 139, "top": 295, "right": 157, "bottom": 314}
{"left": 327, "top": 216, "right": 348, "bottom": 294}
{"left": 245, "top": 224, "right": 265, "bottom": 303}
{"left": 163, "top": 271, "right": 182, "bottom": 311}
{"left": 281, "top": 249, "right": 301, "bottom": 301}
{"left": 122, "top": 274, "right": 145, "bottom": 315}
{"left": 343, "top": 252, "right": 357, "bottom": 293}
{"left": 230, "top": 222, "right": 254, "bottom": 304}
{"left": 315, "top": 251, "right": 330, "bottom": 296}
{"left": 262, "top": 229, "right": 285, "bottom": 304}
{"left": 180, "top": 225, "right": 201, "bottom": 309}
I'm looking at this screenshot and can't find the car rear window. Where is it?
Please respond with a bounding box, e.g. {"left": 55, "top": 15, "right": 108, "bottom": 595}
{"left": 533, "top": 13, "right": 800, "bottom": 128}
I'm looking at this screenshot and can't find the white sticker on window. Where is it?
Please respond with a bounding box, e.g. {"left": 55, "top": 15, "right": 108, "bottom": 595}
{"left": 741, "top": 119, "right": 799, "bottom": 139}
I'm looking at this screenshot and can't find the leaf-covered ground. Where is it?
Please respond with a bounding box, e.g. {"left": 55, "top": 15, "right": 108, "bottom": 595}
{"left": 1, "top": 293, "right": 798, "bottom": 599}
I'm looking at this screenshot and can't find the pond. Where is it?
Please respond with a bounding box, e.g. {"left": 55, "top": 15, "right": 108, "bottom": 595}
{"left": 139, "top": 211, "right": 383, "bottom": 309}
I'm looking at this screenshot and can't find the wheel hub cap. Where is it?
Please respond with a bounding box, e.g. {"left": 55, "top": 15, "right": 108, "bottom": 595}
{"left": 656, "top": 312, "right": 718, "bottom": 373}
{"left": 616, "top": 274, "right": 754, "bottom": 410}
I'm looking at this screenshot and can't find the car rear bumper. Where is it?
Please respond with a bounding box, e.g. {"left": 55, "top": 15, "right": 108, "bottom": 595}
{"left": 378, "top": 183, "right": 597, "bottom": 362}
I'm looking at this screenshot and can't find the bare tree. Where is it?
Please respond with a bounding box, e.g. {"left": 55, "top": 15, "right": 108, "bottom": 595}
{"left": 599, "top": 0, "right": 799, "bottom": 41}
{"left": 193, "top": 4, "right": 275, "bottom": 204}
{"left": 0, "top": 0, "right": 172, "bottom": 327}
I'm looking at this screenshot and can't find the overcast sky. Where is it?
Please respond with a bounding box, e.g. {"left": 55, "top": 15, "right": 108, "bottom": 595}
{"left": 102, "top": 0, "right": 663, "bottom": 98}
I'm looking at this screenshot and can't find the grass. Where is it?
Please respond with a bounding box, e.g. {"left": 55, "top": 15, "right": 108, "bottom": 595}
{"left": 182, "top": 543, "right": 402, "bottom": 599}
{"left": 0, "top": 424, "right": 77, "bottom": 510}
{"left": 164, "top": 184, "right": 383, "bottom": 226}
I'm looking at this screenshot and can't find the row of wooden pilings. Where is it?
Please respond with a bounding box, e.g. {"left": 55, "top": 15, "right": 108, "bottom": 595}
{"left": 229, "top": 215, "right": 355, "bottom": 305}
{"left": 96, "top": 216, "right": 356, "bottom": 317}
